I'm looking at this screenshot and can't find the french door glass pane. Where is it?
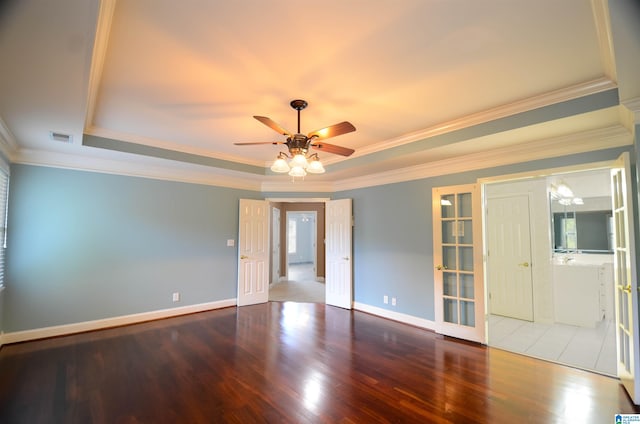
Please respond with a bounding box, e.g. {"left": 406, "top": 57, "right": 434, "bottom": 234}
{"left": 444, "top": 299, "right": 458, "bottom": 324}
{"left": 441, "top": 195, "right": 455, "bottom": 218}
{"left": 460, "top": 274, "right": 474, "bottom": 298}
{"left": 458, "top": 193, "right": 472, "bottom": 217}
{"left": 460, "top": 301, "right": 475, "bottom": 327}
{"left": 459, "top": 220, "right": 473, "bottom": 244}
{"left": 443, "top": 246, "right": 457, "bottom": 270}
{"left": 443, "top": 273, "right": 457, "bottom": 296}
{"left": 442, "top": 221, "right": 456, "bottom": 244}
{"left": 459, "top": 247, "right": 473, "bottom": 271}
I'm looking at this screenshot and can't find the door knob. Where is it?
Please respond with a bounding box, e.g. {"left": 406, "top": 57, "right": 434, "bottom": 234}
{"left": 343, "top": 257, "right": 350, "bottom": 261}
{"left": 436, "top": 265, "right": 448, "bottom": 270}
{"left": 240, "top": 255, "right": 249, "bottom": 259}
{"left": 518, "top": 262, "right": 529, "bottom": 267}
{"left": 623, "top": 284, "right": 632, "bottom": 294}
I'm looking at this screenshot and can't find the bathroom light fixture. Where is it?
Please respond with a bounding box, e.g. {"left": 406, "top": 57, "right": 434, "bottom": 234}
{"left": 556, "top": 182, "right": 574, "bottom": 198}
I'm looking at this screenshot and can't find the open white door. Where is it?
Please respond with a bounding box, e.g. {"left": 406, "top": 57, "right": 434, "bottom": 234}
{"left": 237, "top": 199, "right": 270, "bottom": 307}
{"left": 325, "top": 199, "right": 353, "bottom": 309}
{"left": 611, "top": 153, "right": 640, "bottom": 403}
{"left": 433, "top": 184, "right": 485, "bottom": 343}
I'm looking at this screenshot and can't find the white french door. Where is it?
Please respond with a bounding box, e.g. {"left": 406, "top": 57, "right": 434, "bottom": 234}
{"left": 237, "top": 199, "right": 270, "bottom": 306}
{"left": 433, "top": 184, "right": 485, "bottom": 343}
{"left": 611, "top": 153, "right": 640, "bottom": 403}
{"left": 486, "top": 195, "right": 534, "bottom": 321}
{"left": 325, "top": 199, "right": 353, "bottom": 309}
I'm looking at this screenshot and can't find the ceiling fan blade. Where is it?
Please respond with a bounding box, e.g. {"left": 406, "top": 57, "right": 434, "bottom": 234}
{"left": 308, "top": 121, "right": 356, "bottom": 140}
{"left": 254, "top": 116, "right": 291, "bottom": 136}
{"left": 311, "top": 141, "right": 355, "bottom": 157}
{"left": 233, "top": 141, "right": 284, "bottom": 146}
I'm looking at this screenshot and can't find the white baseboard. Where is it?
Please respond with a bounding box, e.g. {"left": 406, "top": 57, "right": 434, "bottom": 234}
{"left": 1, "top": 298, "right": 237, "bottom": 345}
{"left": 353, "top": 302, "right": 436, "bottom": 331}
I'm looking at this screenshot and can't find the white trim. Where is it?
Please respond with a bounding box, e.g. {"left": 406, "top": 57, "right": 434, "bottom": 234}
{"left": 85, "top": 74, "right": 615, "bottom": 171}
{"left": 9, "top": 121, "right": 630, "bottom": 194}
{"left": 1, "top": 298, "right": 236, "bottom": 345}
{"left": 261, "top": 180, "right": 334, "bottom": 193}
{"left": 265, "top": 197, "right": 331, "bottom": 203}
{"left": 333, "top": 125, "right": 631, "bottom": 192}
{"left": 591, "top": 0, "right": 617, "bottom": 82}
{"left": 342, "top": 78, "right": 617, "bottom": 161}
{"left": 85, "top": 126, "right": 268, "bottom": 168}
{"left": 622, "top": 97, "right": 640, "bottom": 122}
{"left": 477, "top": 160, "right": 615, "bottom": 186}
{"left": 83, "top": 0, "right": 117, "bottom": 133}
{"left": 13, "top": 149, "right": 263, "bottom": 191}
{"left": 354, "top": 302, "right": 436, "bottom": 331}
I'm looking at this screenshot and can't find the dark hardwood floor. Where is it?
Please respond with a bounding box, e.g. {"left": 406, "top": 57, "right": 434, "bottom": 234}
{"left": 1, "top": 302, "right": 638, "bottom": 423}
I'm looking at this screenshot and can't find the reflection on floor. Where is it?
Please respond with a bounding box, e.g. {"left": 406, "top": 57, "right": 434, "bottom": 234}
{"left": 489, "top": 314, "right": 616, "bottom": 376}
{"left": 269, "top": 262, "right": 325, "bottom": 303}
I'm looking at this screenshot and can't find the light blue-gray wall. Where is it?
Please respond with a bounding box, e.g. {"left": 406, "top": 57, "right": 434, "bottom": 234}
{"left": 2, "top": 146, "right": 634, "bottom": 333}
{"left": 4, "top": 164, "right": 260, "bottom": 332}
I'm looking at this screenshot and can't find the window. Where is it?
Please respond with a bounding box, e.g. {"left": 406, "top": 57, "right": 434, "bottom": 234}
{"left": 0, "top": 166, "right": 8, "bottom": 288}
{"left": 288, "top": 219, "right": 297, "bottom": 254}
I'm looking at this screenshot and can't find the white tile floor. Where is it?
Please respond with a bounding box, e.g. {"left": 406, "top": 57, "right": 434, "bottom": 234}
{"left": 488, "top": 314, "right": 617, "bottom": 376}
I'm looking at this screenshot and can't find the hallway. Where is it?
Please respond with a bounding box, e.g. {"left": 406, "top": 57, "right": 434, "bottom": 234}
{"left": 269, "top": 263, "right": 325, "bottom": 303}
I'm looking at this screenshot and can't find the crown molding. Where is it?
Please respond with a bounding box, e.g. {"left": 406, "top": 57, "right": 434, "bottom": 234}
{"left": 333, "top": 125, "right": 631, "bottom": 192}
{"left": 622, "top": 97, "right": 640, "bottom": 122}
{"left": 261, "top": 179, "right": 334, "bottom": 193}
{"left": 12, "top": 124, "right": 630, "bottom": 194}
{"left": 591, "top": 0, "right": 617, "bottom": 82}
{"left": 85, "top": 126, "right": 267, "bottom": 168}
{"left": 83, "top": 0, "right": 117, "bottom": 131}
{"left": 13, "top": 148, "right": 263, "bottom": 191}
{"left": 344, "top": 78, "right": 618, "bottom": 162}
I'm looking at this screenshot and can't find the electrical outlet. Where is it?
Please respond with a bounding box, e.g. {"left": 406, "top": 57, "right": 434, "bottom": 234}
{"left": 383, "top": 295, "right": 389, "bottom": 304}
{"left": 172, "top": 292, "right": 180, "bottom": 302}
{"left": 391, "top": 297, "right": 397, "bottom": 306}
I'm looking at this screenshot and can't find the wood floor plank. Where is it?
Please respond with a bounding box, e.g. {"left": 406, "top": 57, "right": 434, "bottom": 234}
{"left": 1, "top": 302, "right": 638, "bottom": 423}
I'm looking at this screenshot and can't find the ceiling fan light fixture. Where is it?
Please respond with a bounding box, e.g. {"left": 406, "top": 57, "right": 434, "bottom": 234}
{"left": 290, "top": 154, "right": 308, "bottom": 168}
{"left": 306, "top": 154, "right": 325, "bottom": 174}
{"left": 288, "top": 166, "right": 307, "bottom": 178}
{"left": 270, "top": 152, "right": 290, "bottom": 173}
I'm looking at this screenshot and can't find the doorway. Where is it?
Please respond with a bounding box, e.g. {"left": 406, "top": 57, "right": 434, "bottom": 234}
{"left": 286, "top": 211, "right": 317, "bottom": 282}
{"left": 268, "top": 201, "right": 327, "bottom": 304}
{"left": 483, "top": 167, "right": 616, "bottom": 376}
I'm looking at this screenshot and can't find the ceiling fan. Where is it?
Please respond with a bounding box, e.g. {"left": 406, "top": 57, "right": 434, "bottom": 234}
{"left": 234, "top": 99, "right": 356, "bottom": 176}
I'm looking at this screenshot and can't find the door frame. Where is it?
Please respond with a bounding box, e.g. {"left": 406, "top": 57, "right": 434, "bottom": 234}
{"left": 478, "top": 158, "right": 637, "bottom": 386}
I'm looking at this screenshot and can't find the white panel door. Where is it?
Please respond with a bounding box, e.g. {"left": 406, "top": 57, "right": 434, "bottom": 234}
{"left": 611, "top": 153, "right": 640, "bottom": 403}
{"left": 433, "top": 184, "right": 485, "bottom": 343}
{"left": 486, "top": 195, "right": 534, "bottom": 321}
{"left": 237, "top": 199, "right": 270, "bottom": 307}
{"left": 325, "top": 199, "right": 352, "bottom": 309}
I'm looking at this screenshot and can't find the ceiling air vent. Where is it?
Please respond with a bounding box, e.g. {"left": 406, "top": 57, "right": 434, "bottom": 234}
{"left": 49, "top": 131, "right": 73, "bottom": 144}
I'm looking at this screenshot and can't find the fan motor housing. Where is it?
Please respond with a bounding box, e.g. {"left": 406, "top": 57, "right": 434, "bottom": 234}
{"left": 287, "top": 133, "right": 310, "bottom": 155}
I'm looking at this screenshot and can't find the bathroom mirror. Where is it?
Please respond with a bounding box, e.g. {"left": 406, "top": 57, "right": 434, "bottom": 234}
{"left": 551, "top": 196, "right": 613, "bottom": 254}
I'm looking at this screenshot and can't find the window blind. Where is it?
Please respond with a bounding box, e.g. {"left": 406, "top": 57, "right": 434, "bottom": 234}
{"left": 0, "top": 168, "right": 9, "bottom": 287}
